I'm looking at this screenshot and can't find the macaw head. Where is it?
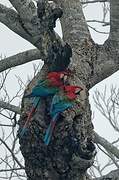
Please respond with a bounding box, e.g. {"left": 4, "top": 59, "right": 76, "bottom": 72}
{"left": 66, "top": 92, "right": 77, "bottom": 100}
{"left": 64, "top": 85, "right": 83, "bottom": 94}
{"left": 59, "top": 69, "right": 72, "bottom": 82}
{"left": 47, "top": 70, "right": 71, "bottom": 82}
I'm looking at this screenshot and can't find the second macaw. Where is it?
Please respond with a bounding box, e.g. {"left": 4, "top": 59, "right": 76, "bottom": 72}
{"left": 44, "top": 85, "right": 83, "bottom": 145}
{"left": 20, "top": 71, "right": 69, "bottom": 137}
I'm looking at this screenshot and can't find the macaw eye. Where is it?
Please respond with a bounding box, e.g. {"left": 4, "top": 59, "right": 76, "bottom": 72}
{"left": 63, "top": 75, "right": 68, "bottom": 81}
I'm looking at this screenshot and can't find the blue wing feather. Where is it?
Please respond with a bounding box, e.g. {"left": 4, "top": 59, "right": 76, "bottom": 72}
{"left": 44, "top": 113, "right": 59, "bottom": 145}
{"left": 19, "top": 97, "right": 41, "bottom": 137}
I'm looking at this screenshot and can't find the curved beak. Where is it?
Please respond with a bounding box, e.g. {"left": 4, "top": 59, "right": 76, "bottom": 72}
{"left": 75, "top": 88, "right": 83, "bottom": 95}
{"left": 63, "top": 75, "right": 68, "bottom": 82}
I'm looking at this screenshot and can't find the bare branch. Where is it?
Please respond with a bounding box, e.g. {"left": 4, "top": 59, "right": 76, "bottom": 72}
{"left": 54, "top": 0, "right": 91, "bottom": 45}
{"left": 82, "top": 0, "right": 109, "bottom": 4}
{"left": 0, "top": 100, "right": 20, "bottom": 114}
{"left": 110, "top": 0, "right": 119, "bottom": 43}
{"left": 0, "top": 49, "right": 41, "bottom": 73}
{"left": 97, "top": 144, "right": 119, "bottom": 169}
{"left": 94, "top": 132, "right": 119, "bottom": 159}
{"left": 88, "top": 24, "right": 109, "bottom": 34}
{"left": 0, "top": 3, "right": 32, "bottom": 42}
{"left": 93, "top": 169, "right": 119, "bottom": 180}
{"left": 0, "top": 2, "right": 63, "bottom": 63}
{"left": 9, "top": 0, "right": 36, "bottom": 21}
{"left": 87, "top": 20, "right": 110, "bottom": 26}
{"left": 0, "top": 69, "right": 11, "bottom": 90}
{"left": 90, "top": 42, "right": 119, "bottom": 87}
{"left": 93, "top": 87, "right": 119, "bottom": 132}
{"left": 0, "top": 168, "right": 24, "bottom": 173}
{"left": 0, "top": 137, "right": 24, "bottom": 168}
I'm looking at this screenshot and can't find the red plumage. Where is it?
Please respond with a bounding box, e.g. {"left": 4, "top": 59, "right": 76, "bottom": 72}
{"left": 64, "top": 85, "right": 83, "bottom": 93}
{"left": 66, "top": 92, "right": 77, "bottom": 100}
{"left": 49, "top": 78, "right": 63, "bottom": 87}
{"left": 47, "top": 71, "right": 70, "bottom": 79}
{"left": 47, "top": 72, "right": 61, "bottom": 79}
{"left": 63, "top": 85, "right": 83, "bottom": 100}
{"left": 47, "top": 71, "right": 70, "bottom": 87}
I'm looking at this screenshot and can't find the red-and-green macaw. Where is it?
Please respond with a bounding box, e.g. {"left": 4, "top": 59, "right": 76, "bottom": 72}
{"left": 44, "top": 85, "right": 83, "bottom": 145}
{"left": 20, "top": 71, "right": 70, "bottom": 137}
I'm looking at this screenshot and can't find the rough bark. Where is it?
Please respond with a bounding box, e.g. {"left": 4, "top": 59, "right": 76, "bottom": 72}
{"left": 16, "top": 0, "right": 119, "bottom": 179}
{"left": 110, "top": 0, "right": 119, "bottom": 42}
{"left": 0, "top": 0, "right": 119, "bottom": 180}
{"left": 0, "top": 49, "right": 41, "bottom": 73}
{"left": 0, "top": 3, "right": 32, "bottom": 43}
{"left": 0, "top": 1, "right": 63, "bottom": 62}
{"left": 18, "top": 1, "right": 96, "bottom": 179}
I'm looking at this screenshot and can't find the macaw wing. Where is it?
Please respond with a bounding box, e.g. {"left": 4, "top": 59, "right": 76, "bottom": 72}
{"left": 50, "top": 101, "right": 74, "bottom": 118}
{"left": 29, "top": 86, "right": 59, "bottom": 97}
{"left": 20, "top": 97, "right": 41, "bottom": 137}
{"left": 54, "top": 101, "right": 73, "bottom": 112}
{"left": 44, "top": 101, "right": 74, "bottom": 145}
{"left": 44, "top": 113, "right": 59, "bottom": 145}
{"left": 37, "top": 79, "right": 48, "bottom": 86}
{"left": 50, "top": 94, "right": 64, "bottom": 114}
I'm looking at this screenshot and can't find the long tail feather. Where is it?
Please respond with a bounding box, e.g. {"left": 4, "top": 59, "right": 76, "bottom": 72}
{"left": 19, "top": 107, "right": 35, "bottom": 137}
{"left": 44, "top": 113, "right": 59, "bottom": 145}
{"left": 20, "top": 97, "right": 40, "bottom": 137}
{"left": 19, "top": 127, "right": 29, "bottom": 137}
{"left": 45, "top": 121, "right": 56, "bottom": 145}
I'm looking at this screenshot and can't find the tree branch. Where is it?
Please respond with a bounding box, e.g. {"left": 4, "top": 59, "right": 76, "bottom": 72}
{"left": 54, "top": 0, "right": 91, "bottom": 45}
{"left": 88, "top": 24, "right": 109, "bottom": 34}
{"left": 94, "top": 132, "right": 119, "bottom": 159}
{"left": 109, "top": 0, "right": 119, "bottom": 42}
{"left": 87, "top": 20, "right": 110, "bottom": 26}
{"left": 94, "top": 169, "right": 119, "bottom": 180}
{"left": 0, "top": 49, "right": 41, "bottom": 73}
{"left": 0, "top": 3, "right": 32, "bottom": 42}
{"left": 0, "top": 137, "right": 24, "bottom": 168}
{"left": 90, "top": 42, "right": 119, "bottom": 87}
{"left": 0, "top": 168, "right": 24, "bottom": 172}
{"left": 1, "top": 1, "right": 64, "bottom": 62}
{"left": 82, "top": 0, "right": 109, "bottom": 4}
{"left": 9, "top": 0, "right": 36, "bottom": 21}
{"left": 0, "top": 100, "right": 20, "bottom": 114}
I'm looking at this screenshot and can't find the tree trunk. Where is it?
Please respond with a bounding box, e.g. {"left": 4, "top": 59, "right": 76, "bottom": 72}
{"left": 18, "top": 39, "right": 97, "bottom": 180}
{"left": 18, "top": 37, "right": 119, "bottom": 180}
{"left": 18, "top": 0, "right": 119, "bottom": 179}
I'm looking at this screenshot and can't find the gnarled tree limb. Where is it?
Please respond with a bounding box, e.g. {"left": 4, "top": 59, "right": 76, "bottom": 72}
{"left": 0, "top": 137, "right": 24, "bottom": 168}
{"left": 54, "top": 0, "right": 90, "bottom": 46}
{"left": 0, "top": 2, "right": 63, "bottom": 63}
{"left": 0, "top": 100, "right": 20, "bottom": 114}
{"left": 0, "top": 3, "right": 32, "bottom": 42}
{"left": 90, "top": 42, "right": 119, "bottom": 87}
{"left": 9, "top": 0, "right": 36, "bottom": 21}
{"left": 0, "top": 49, "right": 41, "bottom": 73}
{"left": 110, "top": 0, "right": 119, "bottom": 43}
{"left": 94, "top": 132, "right": 119, "bottom": 159}
{"left": 94, "top": 169, "right": 119, "bottom": 180}
{"left": 82, "top": 0, "right": 109, "bottom": 4}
